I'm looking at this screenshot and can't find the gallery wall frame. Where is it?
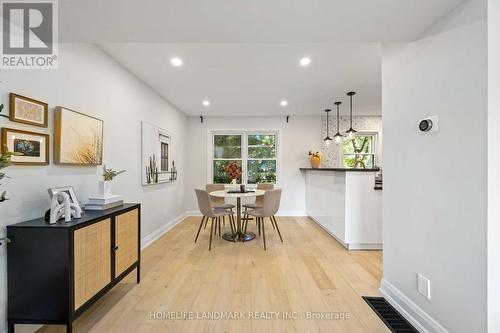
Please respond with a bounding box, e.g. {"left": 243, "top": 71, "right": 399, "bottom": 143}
{"left": 1, "top": 127, "right": 49, "bottom": 165}
{"left": 54, "top": 107, "right": 103, "bottom": 165}
{"left": 9, "top": 93, "right": 48, "bottom": 128}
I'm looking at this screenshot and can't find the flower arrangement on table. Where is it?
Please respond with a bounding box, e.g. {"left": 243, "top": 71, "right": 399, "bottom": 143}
{"left": 224, "top": 161, "right": 242, "bottom": 184}
{"left": 308, "top": 151, "right": 321, "bottom": 169}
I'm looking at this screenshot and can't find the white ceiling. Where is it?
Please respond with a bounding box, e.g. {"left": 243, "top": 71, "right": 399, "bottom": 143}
{"left": 62, "top": 0, "right": 464, "bottom": 43}
{"left": 101, "top": 43, "right": 382, "bottom": 116}
{"left": 95, "top": 1, "right": 463, "bottom": 117}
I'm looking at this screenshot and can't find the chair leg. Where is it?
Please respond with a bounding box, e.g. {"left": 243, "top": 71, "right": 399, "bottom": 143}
{"left": 223, "top": 216, "right": 225, "bottom": 226}
{"left": 204, "top": 216, "right": 208, "bottom": 229}
{"left": 194, "top": 216, "right": 206, "bottom": 243}
{"left": 209, "top": 217, "right": 214, "bottom": 251}
{"left": 258, "top": 217, "right": 261, "bottom": 236}
{"left": 270, "top": 216, "right": 276, "bottom": 230}
{"left": 262, "top": 217, "right": 267, "bottom": 250}
{"left": 272, "top": 216, "right": 283, "bottom": 243}
{"left": 218, "top": 217, "right": 221, "bottom": 237}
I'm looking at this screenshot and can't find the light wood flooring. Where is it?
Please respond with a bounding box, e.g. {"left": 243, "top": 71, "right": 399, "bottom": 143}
{"left": 37, "top": 216, "right": 388, "bottom": 333}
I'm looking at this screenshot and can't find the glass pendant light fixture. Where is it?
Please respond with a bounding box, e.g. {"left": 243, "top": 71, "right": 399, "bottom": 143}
{"left": 323, "top": 109, "right": 332, "bottom": 145}
{"left": 345, "top": 91, "right": 357, "bottom": 139}
{"left": 333, "top": 101, "right": 343, "bottom": 144}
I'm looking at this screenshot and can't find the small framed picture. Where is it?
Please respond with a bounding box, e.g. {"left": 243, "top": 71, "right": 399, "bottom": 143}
{"left": 1, "top": 128, "right": 49, "bottom": 165}
{"left": 9, "top": 93, "right": 48, "bottom": 127}
{"left": 47, "top": 186, "right": 81, "bottom": 210}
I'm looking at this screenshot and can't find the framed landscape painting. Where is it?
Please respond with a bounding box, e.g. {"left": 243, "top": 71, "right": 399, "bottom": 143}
{"left": 1, "top": 128, "right": 49, "bottom": 165}
{"left": 54, "top": 107, "right": 103, "bottom": 165}
{"left": 9, "top": 93, "right": 48, "bottom": 127}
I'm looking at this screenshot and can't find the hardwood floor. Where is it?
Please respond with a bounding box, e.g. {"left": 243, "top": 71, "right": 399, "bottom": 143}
{"left": 37, "top": 216, "right": 388, "bottom": 333}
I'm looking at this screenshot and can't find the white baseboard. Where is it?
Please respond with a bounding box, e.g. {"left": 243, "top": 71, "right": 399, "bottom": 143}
{"left": 141, "top": 211, "right": 188, "bottom": 249}
{"left": 185, "top": 210, "right": 306, "bottom": 217}
{"left": 347, "top": 243, "right": 383, "bottom": 250}
{"left": 379, "top": 279, "right": 449, "bottom": 333}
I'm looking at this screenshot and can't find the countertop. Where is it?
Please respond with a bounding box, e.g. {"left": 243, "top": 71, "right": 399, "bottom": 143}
{"left": 300, "top": 167, "right": 380, "bottom": 172}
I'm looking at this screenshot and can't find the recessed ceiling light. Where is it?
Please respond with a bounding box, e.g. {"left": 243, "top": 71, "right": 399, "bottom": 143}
{"left": 170, "top": 57, "right": 183, "bottom": 67}
{"left": 280, "top": 100, "right": 288, "bottom": 106}
{"left": 300, "top": 57, "right": 311, "bottom": 66}
{"left": 202, "top": 100, "right": 210, "bottom": 106}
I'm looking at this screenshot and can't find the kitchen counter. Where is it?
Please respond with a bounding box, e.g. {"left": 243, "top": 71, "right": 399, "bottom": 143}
{"left": 302, "top": 168, "right": 382, "bottom": 250}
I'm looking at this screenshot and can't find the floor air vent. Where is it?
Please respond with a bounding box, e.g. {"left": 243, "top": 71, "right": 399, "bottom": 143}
{"left": 362, "top": 296, "right": 419, "bottom": 333}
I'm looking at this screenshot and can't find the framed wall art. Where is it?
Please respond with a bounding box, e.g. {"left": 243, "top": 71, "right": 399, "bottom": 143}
{"left": 9, "top": 93, "right": 48, "bottom": 127}
{"left": 1, "top": 127, "right": 49, "bottom": 165}
{"left": 54, "top": 107, "right": 103, "bottom": 165}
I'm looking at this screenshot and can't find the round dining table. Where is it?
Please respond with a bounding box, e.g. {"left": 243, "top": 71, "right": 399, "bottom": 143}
{"left": 209, "top": 189, "right": 265, "bottom": 242}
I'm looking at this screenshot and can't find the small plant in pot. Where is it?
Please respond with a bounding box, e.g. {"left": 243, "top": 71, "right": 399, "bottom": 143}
{"left": 98, "top": 165, "right": 126, "bottom": 198}
{"left": 308, "top": 151, "right": 321, "bottom": 169}
{"left": 0, "top": 151, "right": 15, "bottom": 202}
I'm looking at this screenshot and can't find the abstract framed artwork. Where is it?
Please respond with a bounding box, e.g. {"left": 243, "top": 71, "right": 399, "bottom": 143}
{"left": 1, "top": 127, "right": 49, "bottom": 165}
{"left": 9, "top": 93, "right": 48, "bottom": 127}
{"left": 54, "top": 107, "right": 103, "bottom": 165}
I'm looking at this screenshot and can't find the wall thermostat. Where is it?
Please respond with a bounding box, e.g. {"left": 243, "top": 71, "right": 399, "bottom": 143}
{"left": 419, "top": 116, "right": 439, "bottom": 133}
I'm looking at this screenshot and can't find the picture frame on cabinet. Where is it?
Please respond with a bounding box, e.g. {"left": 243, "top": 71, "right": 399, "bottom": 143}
{"left": 1, "top": 127, "right": 49, "bottom": 165}
{"left": 9, "top": 93, "right": 49, "bottom": 127}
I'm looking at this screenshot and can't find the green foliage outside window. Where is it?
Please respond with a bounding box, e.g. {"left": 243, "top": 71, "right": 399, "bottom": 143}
{"left": 342, "top": 135, "right": 375, "bottom": 168}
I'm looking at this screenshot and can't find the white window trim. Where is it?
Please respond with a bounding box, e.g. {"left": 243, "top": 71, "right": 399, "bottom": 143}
{"left": 340, "top": 131, "right": 379, "bottom": 167}
{"left": 207, "top": 129, "right": 281, "bottom": 186}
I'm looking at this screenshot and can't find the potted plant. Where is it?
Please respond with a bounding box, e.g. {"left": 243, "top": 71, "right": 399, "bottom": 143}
{"left": 98, "top": 165, "right": 126, "bottom": 198}
{"left": 0, "top": 151, "right": 14, "bottom": 202}
{"left": 308, "top": 151, "right": 321, "bottom": 169}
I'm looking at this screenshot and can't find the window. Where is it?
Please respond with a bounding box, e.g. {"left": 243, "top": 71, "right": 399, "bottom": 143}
{"left": 210, "top": 131, "right": 278, "bottom": 184}
{"left": 342, "top": 134, "right": 376, "bottom": 168}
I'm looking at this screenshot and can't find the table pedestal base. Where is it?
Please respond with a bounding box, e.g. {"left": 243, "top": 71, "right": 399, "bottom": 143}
{"left": 222, "top": 231, "right": 256, "bottom": 242}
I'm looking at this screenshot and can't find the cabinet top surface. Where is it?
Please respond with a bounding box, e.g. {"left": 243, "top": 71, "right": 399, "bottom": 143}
{"left": 299, "top": 167, "right": 380, "bottom": 172}
{"left": 8, "top": 203, "right": 140, "bottom": 228}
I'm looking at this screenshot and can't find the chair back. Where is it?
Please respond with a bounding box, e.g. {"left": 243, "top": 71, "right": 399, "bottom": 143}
{"left": 261, "top": 189, "right": 282, "bottom": 217}
{"left": 255, "top": 183, "right": 274, "bottom": 205}
{"left": 206, "top": 184, "right": 225, "bottom": 205}
{"left": 195, "top": 189, "right": 214, "bottom": 217}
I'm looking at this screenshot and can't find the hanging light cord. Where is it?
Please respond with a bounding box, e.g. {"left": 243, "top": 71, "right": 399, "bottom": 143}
{"left": 336, "top": 103, "right": 340, "bottom": 133}
{"left": 349, "top": 93, "right": 353, "bottom": 128}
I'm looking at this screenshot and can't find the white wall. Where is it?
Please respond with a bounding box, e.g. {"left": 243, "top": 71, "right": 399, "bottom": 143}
{"left": 183, "top": 116, "right": 321, "bottom": 215}
{"left": 488, "top": 1, "right": 500, "bottom": 332}
{"left": 0, "top": 44, "right": 186, "bottom": 332}
{"left": 381, "top": 1, "right": 487, "bottom": 332}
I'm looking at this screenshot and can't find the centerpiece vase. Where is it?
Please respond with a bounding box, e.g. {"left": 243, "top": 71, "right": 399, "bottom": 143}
{"left": 310, "top": 156, "right": 321, "bottom": 168}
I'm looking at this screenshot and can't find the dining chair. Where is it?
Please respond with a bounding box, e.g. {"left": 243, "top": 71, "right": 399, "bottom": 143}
{"left": 205, "top": 184, "right": 236, "bottom": 229}
{"left": 194, "top": 189, "right": 236, "bottom": 250}
{"left": 242, "top": 183, "right": 274, "bottom": 210}
{"left": 243, "top": 189, "right": 283, "bottom": 250}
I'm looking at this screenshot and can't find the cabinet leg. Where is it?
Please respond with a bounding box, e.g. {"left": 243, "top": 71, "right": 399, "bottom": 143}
{"left": 137, "top": 265, "right": 141, "bottom": 283}
{"left": 67, "top": 322, "right": 73, "bottom": 333}
{"left": 8, "top": 321, "right": 14, "bottom": 333}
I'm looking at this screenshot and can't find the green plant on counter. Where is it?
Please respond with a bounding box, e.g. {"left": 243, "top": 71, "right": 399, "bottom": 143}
{"left": 103, "top": 165, "right": 126, "bottom": 181}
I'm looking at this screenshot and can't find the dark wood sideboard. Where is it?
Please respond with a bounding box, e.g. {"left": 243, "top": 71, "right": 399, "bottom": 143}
{"left": 7, "top": 203, "right": 141, "bottom": 333}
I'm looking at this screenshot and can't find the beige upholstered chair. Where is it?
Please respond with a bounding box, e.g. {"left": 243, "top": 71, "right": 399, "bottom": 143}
{"left": 242, "top": 183, "right": 274, "bottom": 210}
{"left": 244, "top": 189, "right": 282, "bottom": 250}
{"left": 205, "top": 184, "right": 235, "bottom": 229}
{"left": 194, "top": 189, "right": 235, "bottom": 250}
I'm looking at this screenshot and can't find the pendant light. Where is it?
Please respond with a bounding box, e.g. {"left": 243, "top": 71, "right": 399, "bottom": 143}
{"left": 323, "top": 109, "right": 332, "bottom": 145}
{"left": 333, "top": 101, "right": 343, "bottom": 144}
{"left": 345, "top": 91, "right": 357, "bottom": 139}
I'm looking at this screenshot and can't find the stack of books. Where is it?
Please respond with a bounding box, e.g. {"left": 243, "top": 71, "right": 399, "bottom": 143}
{"left": 85, "top": 195, "right": 124, "bottom": 211}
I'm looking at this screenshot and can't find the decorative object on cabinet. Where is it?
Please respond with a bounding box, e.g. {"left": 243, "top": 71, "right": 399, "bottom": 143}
{"left": 308, "top": 151, "right": 321, "bottom": 168}
{"left": 9, "top": 93, "right": 48, "bottom": 127}
{"left": 97, "top": 165, "right": 126, "bottom": 198}
{"left": 48, "top": 191, "right": 82, "bottom": 224}
{"left": 7, "top": 204, "right": 141, "bottom": 333}
{"left": 48, "top": 185, "right": 81, "bottom": 211}
{"left": 1, "top": 127, "right": 49, "bottom": 165}
{"left": 141, "top": 121, "right": 176, "bottom": 185}
{"left": 54, "top": 107, "right": 103, "bottom": 165}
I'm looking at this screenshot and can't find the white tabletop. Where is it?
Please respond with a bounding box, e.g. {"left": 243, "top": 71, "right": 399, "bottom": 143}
{"left": 209, "top": 189, "right": 266, "bottom": 198}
